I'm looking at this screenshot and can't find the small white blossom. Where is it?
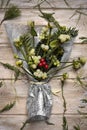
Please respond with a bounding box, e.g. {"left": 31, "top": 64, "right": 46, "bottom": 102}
{"left": 58, "top": 34, "right": 70, "bottom": 43}
{"left": 33, "top": 69, "right": 47, "bottom": 79}
{"left": 31, "top": 64, "right": 37, "bottom": 69}
{"left": 41, "top": 44, "right": 49, "bottom": 51}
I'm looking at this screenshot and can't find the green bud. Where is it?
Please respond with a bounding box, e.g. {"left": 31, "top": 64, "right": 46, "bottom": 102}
{"left": 79, "top": 57, "right": 87, "bottom": 65}
{"left": 73, "top": 60, "right": 81, "bottom": 70}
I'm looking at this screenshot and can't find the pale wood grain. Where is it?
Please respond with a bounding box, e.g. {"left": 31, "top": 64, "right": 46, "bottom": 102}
{"left": 1, "top": 0, "right": 87, "bottom": 9}
{"left": 0, "top": 1, "right": 87, "bottom": 129}
{"left": 0, "top": 115, "right": 87, "bottom": 130}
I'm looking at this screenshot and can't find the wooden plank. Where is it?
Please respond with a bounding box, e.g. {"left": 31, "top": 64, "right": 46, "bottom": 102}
{"left": 1, "top": 0, "right": 87, "bottom": 9}
{"left": 0, "top": 9, "right": 87, "bottom": 43}
{"left": 0, "top": 79, "right": 87, "bottom": 114}
{"left": 0, "top": 115, "right": 87, "bottom": 130}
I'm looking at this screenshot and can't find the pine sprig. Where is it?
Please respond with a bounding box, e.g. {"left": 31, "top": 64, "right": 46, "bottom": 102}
{"left": 0, "top": 62, "right": 21, "bottom": 81}
{"left": 0, "top": 4, "right": 21, "bottom": 25}
{"left": 0, "top": 101, "right": 16, "bottom": 113}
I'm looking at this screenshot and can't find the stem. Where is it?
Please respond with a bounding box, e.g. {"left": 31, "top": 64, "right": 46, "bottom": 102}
{"left": 61, "top": 81, "right": 67, "bottom": 114}
{"left": 0, "top": 19, "right": 4, "bottom": 26}
{"left": 48, "top": 63, "right": 73, "bottom": 77}
{"left": 47, "top": 28, "right": 52, "bottom": 45}
{"left": 20, "top": 119, "right": 29, "bottom": 130}
{"left": 32, "top": 36, "right": 35, "bottom": 47}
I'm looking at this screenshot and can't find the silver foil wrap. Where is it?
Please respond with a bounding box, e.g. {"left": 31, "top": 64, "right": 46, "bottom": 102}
{"left": 27, "top": 82, "right": 52, "bottom": 121}
{"left": 4, "top": 23, "right": 75, "bottom": 121}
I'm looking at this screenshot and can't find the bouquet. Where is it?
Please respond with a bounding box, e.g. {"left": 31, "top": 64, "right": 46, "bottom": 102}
{"left": 5, "top": 9, "right": 78, "bottom": 123}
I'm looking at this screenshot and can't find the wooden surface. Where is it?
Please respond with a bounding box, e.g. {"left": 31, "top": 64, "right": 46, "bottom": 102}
{"left": 0, "top": 0, "right": 87, "bottom": 130}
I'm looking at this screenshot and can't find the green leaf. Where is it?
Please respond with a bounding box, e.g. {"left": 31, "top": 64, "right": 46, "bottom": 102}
{"left": 30, "top": 27, "right": 37, "bottom": 36}
{"left": 0, "top": 62, "right": 21, "bottom": 81}
{"left": 0, "top": 101, "right": 16, "bottom": 113}
{"left": 50, "top": 40, "right": 58, "bottom": 48}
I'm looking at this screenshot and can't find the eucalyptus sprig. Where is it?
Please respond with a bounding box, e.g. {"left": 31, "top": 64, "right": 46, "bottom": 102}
{"left": 0, "top": 101, "right": 16, "bottom": 113}
{"left": 0, "top": 4, "right": 21, "bottom": 26}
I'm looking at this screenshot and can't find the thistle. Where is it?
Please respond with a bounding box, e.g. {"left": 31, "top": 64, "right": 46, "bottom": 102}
{"left": 0, "top": 4, "right": 21, "bottom": 25}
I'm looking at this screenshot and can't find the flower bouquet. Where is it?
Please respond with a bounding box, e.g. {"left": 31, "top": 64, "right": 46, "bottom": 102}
{"left": 5, "top": 9, "right": 78, "bottom": 122}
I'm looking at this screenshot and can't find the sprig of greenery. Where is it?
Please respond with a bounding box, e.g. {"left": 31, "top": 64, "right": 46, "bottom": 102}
{"left": 0, "top": 101, "right": 16, "bottom": 113}
{"left": 0, "top": 62, "right": 21, "bottom": 81}
{"left": 0, "top": 4, "right": 21, "bottom": 25}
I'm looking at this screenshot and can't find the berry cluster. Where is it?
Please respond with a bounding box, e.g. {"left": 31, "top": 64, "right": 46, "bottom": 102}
{"left": 38, "top": 58, "right": 49, "bottom": 69}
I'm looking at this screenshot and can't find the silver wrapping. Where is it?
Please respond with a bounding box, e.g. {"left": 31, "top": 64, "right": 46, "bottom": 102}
{"left": 4, "top": 23, "right": 75, "bottom": 121}
{"left": 27, "top": 82, "right": 52, "bottom": 121}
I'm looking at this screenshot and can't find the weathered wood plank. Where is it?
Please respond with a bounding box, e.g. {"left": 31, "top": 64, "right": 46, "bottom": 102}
{"left": 0, "top": 115, "right": 87, "bottom": 130}
{"left": 0, "top": 9, "right": 87, "bottom": 43}
{"left": 1, "top": 0, "right": 87, "bottom": 9}
{"left": 0, "top": 79, "right": 87, "bottom": 114}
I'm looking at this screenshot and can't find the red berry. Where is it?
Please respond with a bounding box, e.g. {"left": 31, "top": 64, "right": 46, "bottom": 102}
{"left": 38, "top": 62, "right": 43, "bottom": 67}
{"left": 40, "top": 58, "right": 45, "bottom": 63}
{"left": 45, "top": 64, "right": 49, "bottom": 69}
{"left": 42, "top": 61, "right": 46, "bottom": 66}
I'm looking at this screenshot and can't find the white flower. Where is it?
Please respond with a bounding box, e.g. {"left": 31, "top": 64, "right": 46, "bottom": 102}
{"left": 33, "top": 69, "right": 47, "bottom": 79}
{"left": 42, "top": 72, "right": 47, "bottom": 79}
{"left": 41, "top": 44, "right": 49, "bottom": 51}
{"left": 58, "top": 34, "right": 70, "bottom": 43}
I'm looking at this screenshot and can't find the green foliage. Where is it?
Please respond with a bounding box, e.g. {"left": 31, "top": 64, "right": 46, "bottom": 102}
{"left": 0, "top": 62, "right": 21, "bottom": 81}
{"left": 0, "top": 101, "right": 16, "bottom": 113}
{"left": 0, "top": 4, "right": 21, "bottom": 25}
